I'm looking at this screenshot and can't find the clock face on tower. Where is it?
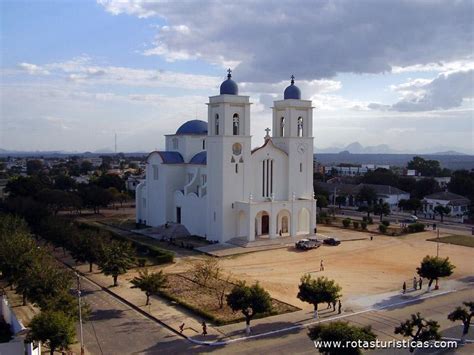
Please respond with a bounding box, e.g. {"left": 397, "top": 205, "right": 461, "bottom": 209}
{"left": 297, "top": 143, "right": 306, "bottom": 154}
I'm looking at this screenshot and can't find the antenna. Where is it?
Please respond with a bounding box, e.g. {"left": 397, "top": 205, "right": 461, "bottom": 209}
{"left": 114, "top": 133, "right": 117, "bottom": 154}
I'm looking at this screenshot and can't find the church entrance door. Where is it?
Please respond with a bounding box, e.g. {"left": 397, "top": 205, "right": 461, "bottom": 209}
{"left": 261, "top": 215, "right": 269, "bottom": 235}
{"left": 176, "top": 207, "right": 181, "bottom": 224}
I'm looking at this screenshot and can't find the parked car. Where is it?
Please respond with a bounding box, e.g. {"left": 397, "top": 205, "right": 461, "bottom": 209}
{"left": 295, "top": 239, "right": 321, "bottom": 250}
{"left": 323, "top": 237, "right": 341, "bottom": 246}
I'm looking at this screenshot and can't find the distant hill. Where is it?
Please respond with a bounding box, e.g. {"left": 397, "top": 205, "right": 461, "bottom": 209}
{"left": 314, "top": 153, "right": 474, "bottom": 170}
{"left": 316, "top": 142, "right": 471, "bottom": 155}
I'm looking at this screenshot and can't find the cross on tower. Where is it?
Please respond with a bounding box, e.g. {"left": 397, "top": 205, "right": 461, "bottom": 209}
{"left": 290, "top": 75, "right": 295, "bottom": 84}
{"left": 264, "top": 127, "right": 271, "bottom": 137}
{"left": 227, "top": 68, "right": 232, "bottom": 78}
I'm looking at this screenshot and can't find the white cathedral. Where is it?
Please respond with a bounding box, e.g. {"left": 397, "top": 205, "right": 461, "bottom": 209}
{"left": 136, "top": 71, "right": 317, "bottom": 243}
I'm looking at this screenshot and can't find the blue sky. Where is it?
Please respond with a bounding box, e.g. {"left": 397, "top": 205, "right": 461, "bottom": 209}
{"left": 1, "top": 0, "right": 473, "bottom": 154}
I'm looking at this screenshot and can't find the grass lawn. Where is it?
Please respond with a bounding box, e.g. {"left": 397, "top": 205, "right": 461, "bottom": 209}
{"left": 160, "top": 273, "right": 299, "bottom": 325}
{"left": 426, "top": 235, "right": 474, "bottom": 248}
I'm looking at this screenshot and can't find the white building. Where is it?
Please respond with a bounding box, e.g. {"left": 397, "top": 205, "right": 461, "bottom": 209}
{"left": 422, "top": 191, "right": 470, "bottom": 217}
{"left": 136, "top": 72, "right": 317, "bottom": 243}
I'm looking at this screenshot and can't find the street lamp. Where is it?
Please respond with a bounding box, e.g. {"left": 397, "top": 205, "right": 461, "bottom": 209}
{"left": 76, "top": 272, "right": 85, "bottom": 355}
{"left": 435, "top": 228, "right": 440, "bottom": 290}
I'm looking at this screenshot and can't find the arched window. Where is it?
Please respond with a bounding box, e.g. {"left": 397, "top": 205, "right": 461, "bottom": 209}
{"left": 202, "top": 139, "right": 205, "bottom": 150}
{"left": 235, "top": 164, "right": 239, "bottom": 174}
{"left": 297, "top": 117, "right": 303, "bottom": 137}
{"left": 233, "top": 113, "right": 240, "bottom": 135}
{"left": 215, "top": 114, "right": 220, "bottom": 135}
{"left": 280, "top": 117, "right": 285, "bottom": 136}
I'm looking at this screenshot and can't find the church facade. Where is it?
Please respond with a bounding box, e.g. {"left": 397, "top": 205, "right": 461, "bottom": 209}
{"left": 136, "top": 72, "right": 317, "bottom": 243}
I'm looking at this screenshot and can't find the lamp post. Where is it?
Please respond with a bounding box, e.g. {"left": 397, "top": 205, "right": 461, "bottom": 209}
{"left": 435, "top": 228, "right": 440, "bottom": 290}
{"left": 76, "top": 272, "right": 84, "bottom": 355}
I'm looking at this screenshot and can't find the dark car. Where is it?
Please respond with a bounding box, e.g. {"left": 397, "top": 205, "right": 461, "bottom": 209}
{"left": 323, "top": 237, "right": 341, "bottom": 246}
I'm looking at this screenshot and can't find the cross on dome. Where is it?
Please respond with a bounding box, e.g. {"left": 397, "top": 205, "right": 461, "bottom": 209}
{"left": 290, "top": 75, "right": 295, "bottom": 84}
{"left": 227, "top": 68, "right": 232, "bottom": 78}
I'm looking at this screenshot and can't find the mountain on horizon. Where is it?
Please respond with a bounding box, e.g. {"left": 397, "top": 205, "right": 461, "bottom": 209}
{"left": 315, "top": 142, "right": 469, "bottom": 155}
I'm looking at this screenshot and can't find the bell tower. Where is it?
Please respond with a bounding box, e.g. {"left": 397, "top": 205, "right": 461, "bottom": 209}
{"left": 271, "top": 76, "right": 314, "bottom": 200}
{"left": 206, "top": 70, "right": 252, "bottom": 242}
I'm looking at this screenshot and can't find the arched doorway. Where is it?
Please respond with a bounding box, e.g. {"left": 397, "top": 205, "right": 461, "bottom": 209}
{"left": 277, "top": 209, "right": 291, "bottom": 237}
{"left": 255, "top": 211, "right": 270, "bottom": 236}
{"left": 298, "top": 208, "right": 310, "bottom": 234}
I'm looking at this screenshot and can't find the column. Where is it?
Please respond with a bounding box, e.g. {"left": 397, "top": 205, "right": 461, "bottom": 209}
{"left": 248, "top": 209, "right": 255, "bottom": 241}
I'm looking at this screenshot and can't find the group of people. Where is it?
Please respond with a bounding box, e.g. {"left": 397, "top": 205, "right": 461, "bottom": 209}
{"left": 402, "top": 276, "right": 423, "bottom": 294}
{"left": 326, "top": 299, "right": 343, "bottom": 314}
{"left": 179, "top": 321, "right": 208, "bottom": 335}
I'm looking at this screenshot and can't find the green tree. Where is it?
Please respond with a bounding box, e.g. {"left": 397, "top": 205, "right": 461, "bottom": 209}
{"left": 308, "top": 321, "right": 376, "bottom": 355}
{"left": 447, "top": 301, "right": 473, "bottom": 344}
{"left": 434, "top": 205, "right": 451, "bottom": 222}
{"left": 358, "top": 205, "right": 374, "bottom": 218}
{"left": 407, "top": 156, "right": 442, "bottom": 177}
{"left": 373, "top": 202, "right": 390, "bottom": 222}
{"left": 335, "top": 195, "right": 347, "bottom": 209}
{"left": 26, "top": 311, "right": 76, "bottom": 355}
{"left": 417, "top": 256, "right": 455, "bottom": 292}
{"left": 405, "top": 198, "right": 422, "bottom": 215}
{"left": 131, "top": 269, "right": 167, "bottom": 305}
{"left": 316, "top": 195, "right": 328, "bottom": 212}
{"left": 297, "top": 275, "right": 342, "bottom": 319}
{"left": 395, "top": 313, "right": 441, "bottom": 352}
{"left": 36, "top": 189, "right": 71, "bottom": 215}
{"left": 226, "top": 281, "right": 272, "bottom": 335}
{"left": 5, "top": 175, "right": 49, "bottom": 197}
{"left": 356, "top": 186, "right": 377, "bottom": 207}
{"left": 70, "top": 230, "right": 108, "bottom": 272}
{"left": 96, "top": 173, "right": 125, "bottom": 192}
{"left": 26, "top": 159, "right": 44, "bottom": 175}
{"left": 80, "top": 160, "right": 94, "bottom": 174}
{"left": 412, "top": 178, "right": 440, "bottom": 199}
{"left": 98, "top": 240, "right": 135, "bottom": 286}
{"left": 53, "top": 175, "right": 77, "bottom": 191}
{"left": 360, "top": 168, "right": 399, "bottom": 187}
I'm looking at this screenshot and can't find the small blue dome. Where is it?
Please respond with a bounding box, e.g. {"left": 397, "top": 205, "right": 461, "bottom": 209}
{"left": 176, "top": 120, "right": 208, "bottom": 135}
{"left": 189, "top": 151, "right": 207, "bottom": 165}
{"left": 220, "top": 70, "right": 238, "bottom": 95}
{"left": 284, "top": 76, "right": 301, "bottom": 100}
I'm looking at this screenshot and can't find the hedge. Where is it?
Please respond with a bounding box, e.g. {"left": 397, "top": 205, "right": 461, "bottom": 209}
{"left": 342, "top": 218, "right": 351, "bottom": 228}
{"left": 378, "top": 224, "right": 387, "bottom": 233}
{"left": 407, "top": 223, "right": 425, "bottom": 233}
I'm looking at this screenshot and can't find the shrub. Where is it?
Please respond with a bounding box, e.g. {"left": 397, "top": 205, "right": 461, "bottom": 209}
{"left": 352, "top": 221, "right": 359, "bottom": 229}
{"left": 378, "top": 224, "right": 387, "bottom": 234}
{"left": 342, "top": 218, "right": 351, "bottom": 228}
{"left": 137, "top": 258, "right": 147, "bottom": 267}
{"left": 320, "top": 211, "right": 328, "bottom": 218}
{"left": 368, "top": 217, "right": 373, "bottom": 224}
{"left": 407, "top": 223, "right": 425, "bottom": 233}
{"left": 361, "top": 221, "right": 367, "bottom": 230}
{"left": 381, "top": 220, "right": 390, "bottom": 227}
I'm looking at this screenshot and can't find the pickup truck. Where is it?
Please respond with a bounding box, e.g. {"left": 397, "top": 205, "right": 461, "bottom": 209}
{"left": 295, "top": 239, "right": 322, "bottom": 250}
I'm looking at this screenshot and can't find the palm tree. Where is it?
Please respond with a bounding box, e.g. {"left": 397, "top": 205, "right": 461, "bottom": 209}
{"left": 131, "top": 269, "right": 167, "bottom": 305}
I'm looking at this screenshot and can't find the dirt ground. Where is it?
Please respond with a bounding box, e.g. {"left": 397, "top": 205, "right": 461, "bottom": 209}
{"left": 165, "top": 226, "right": 473, "bottom": 311}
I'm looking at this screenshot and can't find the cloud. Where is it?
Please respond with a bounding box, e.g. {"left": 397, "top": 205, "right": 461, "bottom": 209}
{"left": 99, "top": 0, "right": 474, "bottom": 82}
{"left": 18, "top": 62, "right": 50, "bottom": 75}
{"left": 371, "top": 70, "right": 474, "bottom": 112}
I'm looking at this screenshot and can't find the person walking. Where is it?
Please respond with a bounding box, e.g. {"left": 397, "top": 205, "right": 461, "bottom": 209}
{"left": 413, "top": 276, "right": 417, "bottom": 290}
{"left": 332, "top": 300, "right": 337, "bottom": 312}
{"left": 179, "top": 323, "right": 185, "bottom": 333}
{"left": 320, "top": 260, "right": 324, "bottom": 271}
{"left": 402, "top": 281, "right": 406, "bottom": 294}
{"left": 201, "top": 321, "right": 207, "bottom": 336}
{"left": 418, "top": 277, "right": 423, "bottom": 290}
{"left": 338, "top": 300, "right": 342, "bottom": 314}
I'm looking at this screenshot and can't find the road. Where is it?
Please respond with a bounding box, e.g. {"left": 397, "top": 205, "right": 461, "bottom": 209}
{"left": 78, "top": 275, "right": 473, "bottom": 354}
{"left": 78, "top": 277, "right": 192, "bottom": 354}
{"left": 207, "top": 288, "right": 474, "bottom": 354}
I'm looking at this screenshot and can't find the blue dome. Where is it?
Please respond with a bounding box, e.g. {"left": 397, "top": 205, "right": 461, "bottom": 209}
{"left": 220, "top": 70, "right": 238, "bottom": 95}
{"left": 189, "top": 151, "right": 207, "bottom": 165}
{"left": 176, "top": 120, "right": 208, "bottom": 135}
{"left": 284, "top": 76, "right": 301, "bottom": 100}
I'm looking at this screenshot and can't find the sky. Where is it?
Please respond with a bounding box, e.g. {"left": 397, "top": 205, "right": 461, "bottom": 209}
{"left": 0, "top": 0, "right": 473, "bottom": 154}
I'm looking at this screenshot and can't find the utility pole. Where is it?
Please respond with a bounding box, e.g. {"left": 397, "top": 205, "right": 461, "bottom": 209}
{"left": 114, "top": 133, "right": 117, "bottom": 154}
{"left": 76, "top": 272, "right": 84, "bottom": 355}
{"left": 435, "top": 228, "right": 440, "bottom": 290}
